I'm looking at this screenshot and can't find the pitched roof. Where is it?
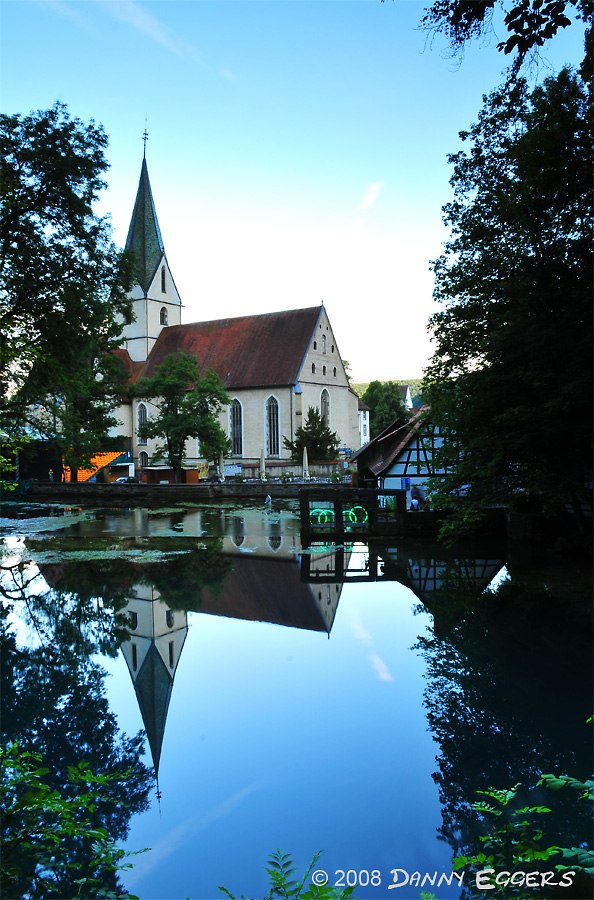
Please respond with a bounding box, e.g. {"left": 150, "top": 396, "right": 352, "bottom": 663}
{"left": 125, "top": 158, "right": 165, "bottom": 294}
{"left": 351, "top": 407, "right": 427, "bottom": 477}
{"left": 113, "top": 347, "right": 145, "bottom": 382}
{"left": 139, "top": 306, "right": 322, "bottom": 389}
{"left": 200, "top": 556, "right": 331, "bottom": 632}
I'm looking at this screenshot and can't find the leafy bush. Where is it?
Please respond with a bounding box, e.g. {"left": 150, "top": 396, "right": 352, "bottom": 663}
{"left": 219, "top": 848, "right": 357, "bottom": 900}
{"left": 0, "top": 742, "right": 147, "bottom": 900}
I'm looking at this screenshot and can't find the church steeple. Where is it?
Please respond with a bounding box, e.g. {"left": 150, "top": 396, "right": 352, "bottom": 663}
{"left": 121, "top": 152, "right": 182, "bottom": 362}
{"left": 125, "top": 158, "right": 166, "bottom": 296}
{"left": 120, "top": 588, "right": 188, "bottom": 779}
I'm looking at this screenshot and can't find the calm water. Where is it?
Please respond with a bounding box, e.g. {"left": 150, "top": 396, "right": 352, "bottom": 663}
{"left": 1, "top": 501, "right": 591, "bottom": 900}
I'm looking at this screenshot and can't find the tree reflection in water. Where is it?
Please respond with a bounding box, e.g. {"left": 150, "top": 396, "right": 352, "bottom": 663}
{"left": 1, "top": 505, "right": 591, "bottom": 899}
{"left": 413, "top": 562, "right": 592, "bottom": 899}
{"left": 0, "top": 558, "right": 154, "bottom": 899}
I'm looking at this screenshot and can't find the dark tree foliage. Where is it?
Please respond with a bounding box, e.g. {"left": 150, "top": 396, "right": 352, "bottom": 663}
{"left": 0, "top": 102, "right": 136, "bottom": 477}
{"left": 361, "top": 380, "right": 411, "bottom": 438}
{"left": 413, "top": 0, "right": 592, "bottom": 79}
{"left": 135, "top": 349, "right": 230, "bottom": 481}
{"left": 282, "top": 406, "right": 340, "bottom": 462}
{"left": 145, "top": 541, "right": 233, "bottom": 611}
{"left": 415, "top": 567, "right": 593, "bottom": 898}
{"left": 422, "top": 67, "right": 592, "bottom": 528}
{"left": 0, "top": 563, "right": 153, "bottom": 899}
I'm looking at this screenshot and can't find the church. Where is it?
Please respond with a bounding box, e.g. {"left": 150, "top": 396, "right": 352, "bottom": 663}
{"left": 113, "top": 156, "right": 361, "bottom": 481}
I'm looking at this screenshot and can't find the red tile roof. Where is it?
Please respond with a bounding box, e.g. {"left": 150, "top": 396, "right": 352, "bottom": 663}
{"left": 139, "top": 306, "right": 322, "bottom": 388}
{"left": 200, "top": 556, "right": 330, "bottom": 631}
{"left": 113, "top": 347, "right": 145, "bottom": 382}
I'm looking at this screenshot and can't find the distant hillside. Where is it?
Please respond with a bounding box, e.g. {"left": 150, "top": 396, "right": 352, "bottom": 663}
{"left": 351, "top": 379, "right": 424, "bottom": 404}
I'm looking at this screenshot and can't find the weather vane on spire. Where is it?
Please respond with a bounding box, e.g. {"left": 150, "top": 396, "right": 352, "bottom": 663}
{"left": 142, "top": 120, "right": 149, "bottom": 158}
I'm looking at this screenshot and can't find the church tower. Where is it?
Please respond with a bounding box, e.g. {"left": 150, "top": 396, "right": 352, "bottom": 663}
{"left": 121, "top": 585, "right": 188, "bottom": 778}
{"left": 121, "top": 152, "right": 182, "bottom": 362}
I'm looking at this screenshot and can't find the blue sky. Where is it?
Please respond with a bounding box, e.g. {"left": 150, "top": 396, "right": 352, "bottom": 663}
{"left": 1, "top": 1, "right": 586, "bottom": 379}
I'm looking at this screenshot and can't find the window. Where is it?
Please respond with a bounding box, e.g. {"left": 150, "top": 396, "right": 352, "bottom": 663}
{"left": 311, "top": 363, "right": 316, "bottom": 374}
{"left": 333, "top": 367, "right": 337, "bottom": 377}
{"left": 160, "top": 307, "right": 168, "bottom": 325}
{"left": 139, "top": 451, "right": 148, "bottom": 467}
{"left": 322, "top": 334, "right": 327, "bottom": 354}
{"left": 267, "top": 535, "right": 282, "bottom": 551}
{"left": 166, "top": 610, "right": 174, "bottom": 628}
{"left": 129, "top": 612, "right": 138, "bottom": 630}
{"left": 321, "top": 389, "right": 330, "bottom": 425}
{"left": 161, "top": 266, "right": 166, "bottom": 292}
{"left": 230, "top": 399, "right": 243, "bottom": 455}
{"left": 313, "top": 341, "right": 317, "bottom": 350}
{"left": 131, "top": 644, "right": 137, "bottom": 671}
{"left": 323, "top": 365, "right": 326, "bottom": 375}
{"left": 331, "top": 344, "right": 334, "bottom": 353}
{"left": 266, "top": 396, "right": 279, "bottom": 456}
{"left": 168, "top": 641, "right": 174, "bottom": 668}
{"left": 137, "top": 403, "right": 148, "bottom": 445}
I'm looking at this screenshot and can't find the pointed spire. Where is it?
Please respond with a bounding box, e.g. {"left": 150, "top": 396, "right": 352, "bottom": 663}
{"left": 133, "top": 643, "right": 173, "bottom": 777}
{"left": 125, "top": 157, "right": 165, "bottom": 295}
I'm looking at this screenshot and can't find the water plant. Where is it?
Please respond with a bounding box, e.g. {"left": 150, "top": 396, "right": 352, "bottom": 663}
{"left": 452, "top": 775, "right": 594, "bottom": 898}
{"left": 219, "top": 848, "right": 358, "bottom": 900}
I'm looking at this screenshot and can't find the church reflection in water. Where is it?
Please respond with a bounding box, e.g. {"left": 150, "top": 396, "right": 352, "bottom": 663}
{"left": 118, "top": 514, "right": 504, "bottom": 777}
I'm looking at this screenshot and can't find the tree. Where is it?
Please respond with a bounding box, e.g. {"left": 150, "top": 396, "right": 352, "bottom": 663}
{"left": 1, "top": 743, "right": 146, "bottom": 900}
{"left": 283, "top": 406, "right": 340, "bottom": 462}
{"left": 0, "top": 102, "right": 136, "bottom": 475}
{"left": 361, "top": 380, "right": 411, "bottom": 438}
{"left": 0, "top": 567, "right": 153, "bottom": 899}
{"left": 135, "top": 350, "right": 230, "bottom": 482}
{"left": 412, "top": 0, "right": 592, "bottom": 79}
{"left": 10, "top": 336, "right": 131, "bottom": 482}
{"left": 414, "top": 567, "right": 593, "bottom": 893}
{"left": 422, "top": 68, "right": 592, "bottom": 529}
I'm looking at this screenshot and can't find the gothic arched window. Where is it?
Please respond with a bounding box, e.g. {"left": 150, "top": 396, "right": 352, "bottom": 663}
{"left": 321, "top": 389, "right": 330, "bottom": 425}
{"left": 137, "top": 403, "right": 148, "bottom": 445}
{"left": 230, "top": 399, "right": 243, "bottom": 456}
{"left": 139, "top": 451, "right": 148, "bottom": 468}
{"left": 160, "top": 307, "right": 168, "bottom": 325}
{"left": 266, "top": 396, "right": 279, "bottom": 456}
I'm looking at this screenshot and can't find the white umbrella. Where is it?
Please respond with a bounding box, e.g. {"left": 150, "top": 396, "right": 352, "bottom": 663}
{"left": 302, "top": 445, "right": 309, "bottom": 481}
{"left": 219, "top": 448, "right": 225, "bottom": 482}
{"left": 260, "top": 449, "right": 266, "bottom": 480}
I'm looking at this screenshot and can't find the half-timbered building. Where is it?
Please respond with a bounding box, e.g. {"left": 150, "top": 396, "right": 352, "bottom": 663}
{"left": 350, "top": 408, "right": 448, "bottom": 506}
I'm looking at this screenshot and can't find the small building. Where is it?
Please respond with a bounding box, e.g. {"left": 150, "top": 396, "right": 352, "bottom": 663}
{"left": 350, "top": 408, "right": 448, "bottom": 507}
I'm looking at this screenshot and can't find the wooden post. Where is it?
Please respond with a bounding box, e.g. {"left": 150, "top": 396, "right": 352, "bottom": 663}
{"left": 300, "top": 491, "right": 311, "bottom": 539}
{"left": 334, "top": 492, "right": 344, "bottom": 537}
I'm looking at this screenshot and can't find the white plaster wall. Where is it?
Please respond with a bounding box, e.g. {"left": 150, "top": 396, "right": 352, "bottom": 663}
{"left": 120, "top": 255, "right": 182, "bottom": 362}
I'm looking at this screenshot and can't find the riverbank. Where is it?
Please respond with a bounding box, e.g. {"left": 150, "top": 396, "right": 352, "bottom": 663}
{"left": 4, "top": 481, "right": 588, "bottom": 554}
{"left": 4, "top": 480, "right": 502, "bottom": 540}
{"left": 11, "top": 479, "right": 308, "bottom": 504}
